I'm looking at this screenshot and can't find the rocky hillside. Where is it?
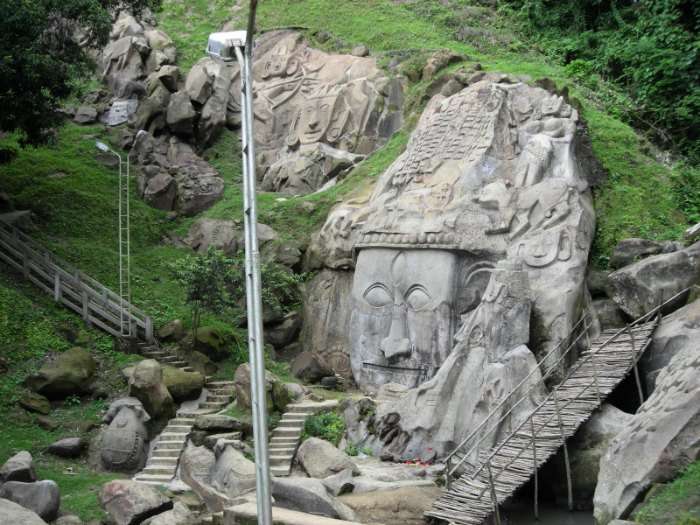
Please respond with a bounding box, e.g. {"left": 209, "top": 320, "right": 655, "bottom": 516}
{"left": 0, "top": 1, "right": 698, "bottom": 524}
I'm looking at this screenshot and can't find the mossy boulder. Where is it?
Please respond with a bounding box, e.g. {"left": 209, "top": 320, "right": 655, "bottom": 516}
{"left": 191, "top": 327, "right": 229, "bottom": 361}
{"left": 162, "top": 366, "right": 204, "bottom": 402}
{"left": 25, "top": 347, "right": 96, "bottom": 399}
{"left": 180, "top": 349, "right": 218, "bottom": 376}
{"left": 18, "top": 392, "right": 51, "bottom": 415}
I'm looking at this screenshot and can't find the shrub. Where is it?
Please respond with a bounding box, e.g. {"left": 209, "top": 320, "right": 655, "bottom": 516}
{"left": 302, "top": 410, "right": 346, "bottom": 446}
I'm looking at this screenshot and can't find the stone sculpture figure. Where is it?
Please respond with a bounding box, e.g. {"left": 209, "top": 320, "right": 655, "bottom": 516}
{"left": 100, "top": 397, "right": 150, "bottom": 473}
{"left": 306, "top": 75, "right": 598, "bottom": 458}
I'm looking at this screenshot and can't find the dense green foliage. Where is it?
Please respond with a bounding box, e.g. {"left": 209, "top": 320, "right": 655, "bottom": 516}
{"left": 502, "top": 0, "right": 700, "bottom": 161}
{"left": 635, "top": 460, "right": 700, "bottom": 524}
{"left": 0, "top": 0, "right": 161, "bottom": 146}
{"left": 302, "top": 410, "right": 346, "bottom": 446}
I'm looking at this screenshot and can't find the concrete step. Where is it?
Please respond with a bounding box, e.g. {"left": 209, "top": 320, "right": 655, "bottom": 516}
{"left": 200, "top": 402, "right": 229, "bottom": 410}
{"left": 141, "top": 466, "right": 176, "bottom": 476}
{"left": 206, "top": 381, "right": 235, "bottom": 388}
{"left": 270, "top": 467, "right": 291, "bottom": 477}
{"left": 272, "top": 428, "right": 302, "bottom": 437}
{"left": 171, "top": 361, "right": 189, "bottom": 367}
{"left": 148, "top": 458, "right": 178, "bottom": 467}
{"left": 171, "top": 418, "right": 196, "bottom": 425}
{"left": 271, "top": 436, "right": 299, "bottom": 443}
{"left": 151, "top": 449, "right": 181, "bottom": 458}
{"left": 165, "top": 425, "right": 192, "bottom": 432}
{"left": 159, "top": 355, "right": 180, "bottom": 362}
{"left": 276, "top": 422, "right": 305, "bottom": 430}
{"left": 268, "top": 447, "right": 296, "bottom": 455}
{"left": 155, "top": 440, "right": 186, "bottom": 450}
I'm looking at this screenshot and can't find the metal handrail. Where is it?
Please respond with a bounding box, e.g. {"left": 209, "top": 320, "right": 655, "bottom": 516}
{"left": 445, "top": 285, "right": 693, "bottom": 486}
{"left": 444, "top": 312, "right": 591, "bottom": 466}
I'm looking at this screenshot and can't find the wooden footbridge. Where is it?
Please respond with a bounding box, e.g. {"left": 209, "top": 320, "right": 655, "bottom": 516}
{"left": 0, "top": 220, "right": 154, "bottom": 342}
{"left": 425, "top": 293, "right": 686, "bottom": 525}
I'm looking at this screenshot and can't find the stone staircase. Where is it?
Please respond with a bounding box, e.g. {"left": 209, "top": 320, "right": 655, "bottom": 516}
{"left": 137, "top": 341, "right": 195, "bottom": 373}
{"left": 269, "top": 400, "right": 339, "bottom": 477}
{"left": 133, "top": 378, "right": 237, "bottom": 485}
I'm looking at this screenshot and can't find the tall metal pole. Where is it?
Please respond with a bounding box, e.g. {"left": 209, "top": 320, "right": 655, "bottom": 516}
{"left": 237, "top": 2, "right": 273, "bottom": 522}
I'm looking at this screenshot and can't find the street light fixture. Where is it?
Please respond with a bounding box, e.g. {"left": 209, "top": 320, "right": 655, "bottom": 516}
{"left": 95, "top": 134, "right": 144, "bottom": 339}
{"left": 207, "top": 2, "right": 273, "bottom": 524}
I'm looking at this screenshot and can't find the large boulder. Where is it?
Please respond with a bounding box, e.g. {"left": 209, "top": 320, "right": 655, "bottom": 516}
{"left": 608, "top": 241, "right": 700, "bottom": 318}
{"left": 179, "top": 444, "right": 231, "bottom": 512}
{"left": 592, "top": 298, "right": 627, "bottom": 331}
{"left": 25, "top": 347, "right": 96, "bottom": 399}
{"left": 609, "top": 238, "right": 668, "bottom": 269}
{"left": 210, "top": 444, "right": 256, "bottom": 499}
{"left": 593, "top": 342, "right": 700, "bottom": 523}
{"left": 166, "top": 91, "right": 197, "bottom": 136}
{"left": 162, "top": 366, "right": 203, "bottom": 402}
{"left": 641, "top": 298, "right": 700, "bottom": 391}
{"left": 142, "top": 502, "right": 193, "bottom": 525}
{"left": 142, "top": 172, "right": 176, "bottom": 211}
{"left": 0, "top": 498, "right": 47, "bottom": 525}
{"left": 0, "top": 451, "right": 36, "bottom": 483}
{"left": 297, "top": 437, "right": 359, "bottom": 479}
{"left": 191, "top": 326, "right": 229, "bottom": 361}
{"left": 291, "top": 352, "right": 333, "bottom": 384}
{"left": 128, "top": 360, "right": 175, "bottom": 424}
{"left": 264, "top": 312, "right": 302, "bottom": 349}
{"left": 47, "top": 437, "right": 85, "bottom": 459}
{"left": 339, "top": 485, "right": 444, "bottom": 525}
{"left": 271, "top": 476, "right": 357, "bottom": 521}
{"left": 99, "top": 480, "right": 172, "bottom": 525}
{"left": 0, "top": 480, "right": 60, "bottom": 522}
{"left": 194, "top": 415, "right": 244, "bottom": 433}
{"left": 233, "top": 363, "right": 277, "bottom": 410}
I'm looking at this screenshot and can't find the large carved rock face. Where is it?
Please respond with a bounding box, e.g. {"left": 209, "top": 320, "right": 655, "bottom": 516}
{"left": 228, "top": 30, "right": 404, "bottom": 195}
{"left": 316, "top": 77, "right": 595, "bottom": 393}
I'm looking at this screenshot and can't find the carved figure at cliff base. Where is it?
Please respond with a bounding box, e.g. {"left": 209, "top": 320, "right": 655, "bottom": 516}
{"left": 100, "top": 397, "right": 150, "bottom": 473}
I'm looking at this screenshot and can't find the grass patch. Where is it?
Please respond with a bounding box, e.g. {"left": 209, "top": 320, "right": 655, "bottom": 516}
{"left": 635, "top": 460, "right": 700, "bottom": 525}
{"left": 301, "top": 409, "right": 345, "bottom": 446}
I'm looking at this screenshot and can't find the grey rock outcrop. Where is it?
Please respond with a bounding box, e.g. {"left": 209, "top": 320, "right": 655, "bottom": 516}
{"left": 228, "top": 30, "right": 404, "bottom": 195}
{"left": 128, "top": 359, "right": 175, "bottom": 425}
{"left": 47, "top": 437, "right": 85, "bottom": 458}
{"left": 608, "top": 241, "right": 700, "bottom": 318}
{"left": 142, "top": 502, "right": 193, "bottom": 525}
{"left": 642, "top": 298, "right": 700, "bottom": 391}
{"left": 339, "top": 485, "right": 444, "bottom": 525}
{"left": 166, "top": 91, "right": 197, "bottom": 136}
{"left": 291, "top": 352, "right": 333, "bottom": 384}
{"left": 161, "top": 366, "right": 203, "bottom": 402}
{"left": 210, "top": 444, "right": 256, "bottom": 499}
{"left": 609, "top": 238, "right": 667, "bottom": 269}
{"left": 100, "top": 397, "right": 150, "bottom": 473}
{"left": 99, "top": 479, "right": 172, "bottom": 525}
{"left": 0, "top": 451, "right": 36, "bottom": 483}
{"left": 0, "top": 480, "right": 60, "bottom": 522}
{"left": 297, "top": 437, "right": 359, "bottom": 479}
{"left": 0, "top": 498, "right": 47, "bottom": 525}
{"left": 593, "top": 341, "right": 700, "bottom": 523}
{"left": 270, "top": 476, "right": 357, "bottom": 521}
{"left": 25, "top": 347, "right": 96, "bottom": 399}
{"left": 179, "top": 444, "right": 234, "bottom": 512}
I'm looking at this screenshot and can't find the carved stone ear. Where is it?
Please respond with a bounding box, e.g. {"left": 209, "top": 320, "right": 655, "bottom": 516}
{"left": 286, "top": 111, "right": 301, "bottom": 148}
{"left": 326, "top": 108, "right": 350, "bottom": 144}
{"left": 286, "top": 58, "right": 299, "bottom": 77}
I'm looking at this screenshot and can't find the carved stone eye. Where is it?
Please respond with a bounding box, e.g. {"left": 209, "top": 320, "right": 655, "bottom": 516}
{"left": 364, "top": 284, "right": 392, "bottom": 308}
{"left": 405, "top": 286, "right": 431, "bottom": 310}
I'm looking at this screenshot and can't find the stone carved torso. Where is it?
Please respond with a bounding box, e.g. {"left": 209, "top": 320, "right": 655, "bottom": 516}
{"left": 100, "top": 398, "right": 149, "bottom": 473}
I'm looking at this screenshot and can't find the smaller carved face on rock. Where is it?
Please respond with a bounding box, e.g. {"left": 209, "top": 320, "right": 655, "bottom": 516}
{"left": 287, "top": 91, "right": 349, "bottom": 147}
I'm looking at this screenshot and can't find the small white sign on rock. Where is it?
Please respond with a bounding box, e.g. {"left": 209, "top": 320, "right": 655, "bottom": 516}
{"left": 103, "top": 99, "right": 139, "bottom": 127}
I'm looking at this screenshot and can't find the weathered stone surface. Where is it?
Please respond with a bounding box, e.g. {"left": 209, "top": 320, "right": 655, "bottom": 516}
{"left": 18, "top": 392, "right": 50, "bottom": 415}
{"left": 25, "top": 347, "right": 96, "bottom": 399}
{"left": 271, "top": 477, "right": 357, "bottom": 521}
{"left": 53, "top": 515, "right": 83, "bottom": 525}
{"left": 685, "top": 222, "right": 700, "bottom": 243}
{"left": 183, "top": 219, "right": 240, "bottom": 254}
{"left": 588, "top": 269, "right": 612, "bottom": 298}
{"left": 100, "top": 398, "right": 150, "bottom": 473}
{"left": 592, "top": 298, "right": 627, "bottom": 331}
{"left": 339, "top": 486, "right": 443, "bottom": 525}
{"left": 161, "top": 366, "right": 203, "bottom": 402}
{"left": 47, "top": 437, "right": 85, "bottom": 458}
{"left": 233, "top": 363, "right": 277, "bottom": 410}
{"left": 265, "top": 312, "right": 302, "bottom": 349}
{"left": 194, "top": 415, "right": 243, "bottom": 432}
{"left": 130, "top": 84, "right": 170, "bottom": 133}
{"left": 610, "top": 238, "right": 666, "bottom": 269}
{"left": 222, "top": 30, "right": 403, "bottom": 195}
{"left": 128, "top": 360, "right": 175, "bottom": 423}
{"left": 210, "top": 444, "right": 256, "bottom": 499}
{"left": 99, "top": 480, "right": 172, "bottom": 525}
{"left": 593, "top": 342, "right": 700, "bottom": 523}
{"left": 0, "top": 451, "right": 36, "bottom": 483}
{"left": 157, "top": 319, "right": 185, "bottom": 341}
{"left": 0, "top": 498, "right": 47, "bottom": 525}
{"left": 322, "top": 468, "right": 356, "bottom": 496}
{"left": 291, "top": 352, "right": 333, "bottom": 384}
{"left": 147, "top": 65, "right": 180, "bottom": 93}
{"left": 166, "top": 91, "right": 197, "bottom": 136}
{"left": 73, "top": 106, "right": 98, "bottom": 124}
{"left": 182, "top": 349, "right": 218, "bottom": 377}
{"left": 0, "top": 480, "right": 60, "bottom": 522}
{"left": 102, "top": 98, "right": 139, "bottom": 127}
{"left": 608, "top": 241, "right": 700, "bottom": 318}
{"left": 297, "top": 438, "right": 359, "bottom": 479}
{"left": 642, "top": 298, "right": 700, "bottom": 392}
{"left": 550, "top": 404, "right": 633, "bottom": 509}
{"left": 141, "top": 501, "right": 192, "bottom": 525}
{"left": 185, "top": 59, "right": 214, "bottom": 105}
{"left": 191, "top": 326, "right": 229, "bottom": 362}
{"left": 179, "top": 444, "right": 232, "bottom": 512}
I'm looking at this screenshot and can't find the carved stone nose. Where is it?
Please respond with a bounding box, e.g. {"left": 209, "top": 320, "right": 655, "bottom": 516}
{"left": 380, "top": 304, "right": 412, "bottom": 361}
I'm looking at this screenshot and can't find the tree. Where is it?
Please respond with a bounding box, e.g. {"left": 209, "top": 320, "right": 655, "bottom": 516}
{"left": 171, "top": 249, "right": 238, "bottom": 346}
{"left": 0, "top": 0, "right": 160, "bottom": 147}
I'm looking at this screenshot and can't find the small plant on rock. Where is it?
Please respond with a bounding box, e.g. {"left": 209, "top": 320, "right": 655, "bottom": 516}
{"left": 302, "top": 410, "right": 346, "bottom": 446}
